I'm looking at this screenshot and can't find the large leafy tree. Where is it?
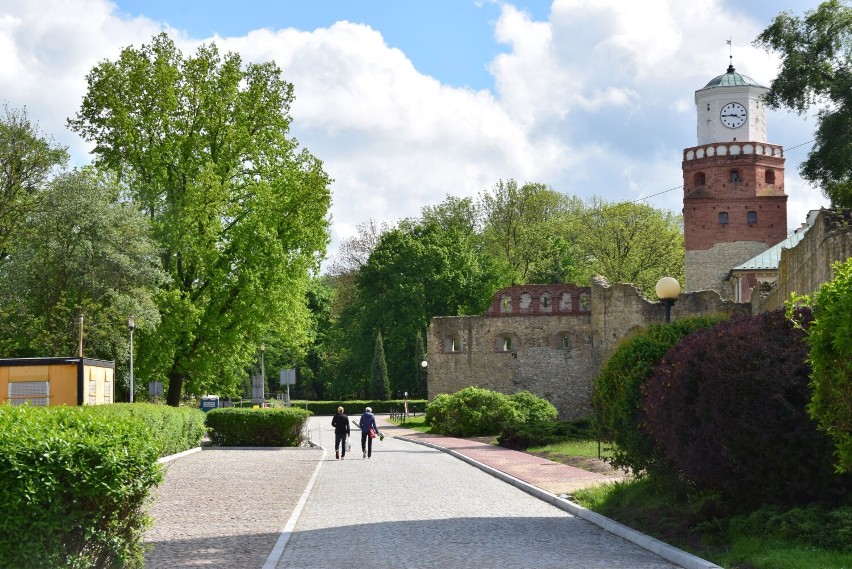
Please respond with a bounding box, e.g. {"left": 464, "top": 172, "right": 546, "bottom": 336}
{"left": 0, "top": 168, "right": 164, "bottom": 399}
{"left": 480, "top": 180, "right": 575, "bottom": 284}
{"left": 569, "top": 198, "right": 685, "bottom": 297}
{"left": 69, "top": 34, "right": 331, "bottom": 405}
{"left": 0, "top": 105, "right": 68, "bottom": 261}
{"left": 755, "top": 0, "right": 852, "bottom": 207}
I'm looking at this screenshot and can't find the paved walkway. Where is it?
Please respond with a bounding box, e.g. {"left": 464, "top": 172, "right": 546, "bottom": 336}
{"left": 143, "top": 415, "right": 719, "bottom": 569}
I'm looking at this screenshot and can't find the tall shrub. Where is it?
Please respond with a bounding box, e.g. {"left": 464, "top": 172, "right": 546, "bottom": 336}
{"left": 425, "top": 387, "right": 519, "bottom": 437}
{"left": 643, "top": 309, "right": 844, "bottom": 504}
{"left": 592, "top": 315, "right": 723, "bottom": 474}
{"left": 798, "top": 257, "right": 852, "bottom": 473}
{"left": 0, "top": 406, "right": 162, "bottom": 568}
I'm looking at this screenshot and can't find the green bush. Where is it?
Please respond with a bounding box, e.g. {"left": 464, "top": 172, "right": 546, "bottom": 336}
{"left": 798, "top": 257, "right": 852, "bottom": 473}
{"left": 88, "top": 403, "right": 206, "bottom": 457}
{"left": 592, "top": 315, "right": 724, "bottom": 475}
{"left": 498, "top": 418, "right": 595, "bottom": 450}
{"left": 290, "top": 399, "right": 428, "bottom": 415}
{"left": 205, "top": 407, "right": 311, "bottom": 446}
{"left": 0, "top": 405, "right": 162, "bottom": 569}
{"left": 508, "top": 390, "right": 558, "bottom": 423}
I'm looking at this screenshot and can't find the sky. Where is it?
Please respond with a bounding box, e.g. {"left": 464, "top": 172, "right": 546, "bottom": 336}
{"left": 0, "top": 0, "right": 831, "bottom": 271}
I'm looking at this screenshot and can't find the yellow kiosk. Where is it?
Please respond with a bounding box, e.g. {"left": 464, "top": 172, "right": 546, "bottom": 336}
{"left": 0, "top": 357, "right": 115, "bottom": 406}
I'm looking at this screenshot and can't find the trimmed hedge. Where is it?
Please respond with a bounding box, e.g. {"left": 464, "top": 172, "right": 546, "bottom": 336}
{"left": 592, "top": 315, "right": 724, "bottom": 475}
{"left": 206, "top": 407, "right": 311, "bottom": 446}
{"left": 290, "top": 399, "right": 428, "bottom": 415}
{"left": 0, "top": 405, "right": 162, "bottom": 569}
{"left": 498, "top": 419, "right": 595, "bottom": 450}
{"left": 643, "top": 309, "right": 844, "bottom": 504}
{"left": 88, "top": 403, "right": 206, "bottom": 457}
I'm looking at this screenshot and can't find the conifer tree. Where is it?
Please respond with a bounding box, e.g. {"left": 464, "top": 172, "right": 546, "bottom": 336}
{"left": 371, "top": 331, "right": 390, "bottom": 400}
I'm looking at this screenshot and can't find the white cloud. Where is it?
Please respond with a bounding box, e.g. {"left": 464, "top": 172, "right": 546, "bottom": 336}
{"left": 0, "top": 0, "right": 829, "bottom": 270}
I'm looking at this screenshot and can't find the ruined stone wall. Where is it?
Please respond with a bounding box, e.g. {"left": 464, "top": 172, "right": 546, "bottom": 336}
{"left": 590, "top": 276, "right": 749, "bottom": 371}
{"left": 428, "top": 281, "right": 749, "bottom": 420}
{"left": 428, "top": 285, "right": 595, "bottom": 420}
{"left": 753, "top": 209, "right": 852, "bottom": 313}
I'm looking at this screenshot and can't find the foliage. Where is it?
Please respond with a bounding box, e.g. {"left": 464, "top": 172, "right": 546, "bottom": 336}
{"left": 69, "top": 33, "right": 331, "bottom": 405}
{"left": 0, "top": 405, "right": 162, "bottom": 569}
{"left": 569, "top": 198, "right": 685, "bottom": 297}
{"left": 0, "top": 168, "right": 164, "bottom": 396}
{"left": 498, "top": 418, "right": 594, "bottom": 450}
{"left": 755, "top": 0, "right": 852, "bottom": 207}
{"left": 480, "top": 180, "right": 577, "bottom": 284}
{"left": 87, "top": 403, "right": 206, "bottom": 457}
{"left": 342, "top": 214, "right": 502, "bottom": 396}
{"left": 573, "top": 476, "right": 852, "bottom": 569}
{"left": 424, "top": 387, "right": 556, "bottom": 437}
{"left": 205, "top": 407, "right": 311, "bottom": 446}
{"left": 371, "top": 331, "right": 391, "bottom": 400}
{"left": 292, "top": 399, "right": 427, "bottom": 415}
{"left": 643, "top": 309, "right": 845, "bottom": 504}
{"left": 0, "top": 104, "right": 68, "bottom": 261}
{"left": 507, "top": 390, "right": 558, "bottom": 423}
{"left": 795, "top": 257, "right": 852, "bottom": 473}
{"left": 592, "top": 316, "right": 723, "bottom": 475}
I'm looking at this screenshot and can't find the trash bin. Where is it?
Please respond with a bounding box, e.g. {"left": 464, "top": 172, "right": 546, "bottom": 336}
{"left": 200, "top": 395, "right": 220, "bottom": 412}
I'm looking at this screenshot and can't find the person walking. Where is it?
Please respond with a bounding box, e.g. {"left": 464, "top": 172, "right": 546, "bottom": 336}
{"left": 358, "top": 406, "right": 380, "bottom": 459}
{"left": 331, "top": 406, "right": 350, "bottom": 460}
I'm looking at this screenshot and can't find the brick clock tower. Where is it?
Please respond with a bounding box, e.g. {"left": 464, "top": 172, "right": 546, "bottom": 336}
{"left": 683, "top": 63, "right": 787, "bottom": 294}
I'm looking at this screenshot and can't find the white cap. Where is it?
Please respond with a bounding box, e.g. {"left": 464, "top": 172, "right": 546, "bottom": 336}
{"left": 365, "top": 407, "right": 372, "bottom": 412}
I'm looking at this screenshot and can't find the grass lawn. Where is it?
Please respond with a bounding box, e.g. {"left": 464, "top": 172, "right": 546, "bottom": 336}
{"left": 389, "top": 414, "right": 430, "bottom": 433}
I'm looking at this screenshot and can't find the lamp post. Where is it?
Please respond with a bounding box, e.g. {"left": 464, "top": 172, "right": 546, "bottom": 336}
{"left": 655, "top": 277, "right": 681, "bottom": 323}
{"left": 260, "top": 343, "right": 265, "bottom": 403}
{"left": 127, "top": 317, "right": 135, "bottom": 402}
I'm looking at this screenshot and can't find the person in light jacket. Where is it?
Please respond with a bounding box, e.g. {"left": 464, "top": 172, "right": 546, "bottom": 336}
{"left": 331, "top": 406, "right": 350, "bottom": 460}
{"left": 358, "top": 406, "right": 380, "bottom": 459}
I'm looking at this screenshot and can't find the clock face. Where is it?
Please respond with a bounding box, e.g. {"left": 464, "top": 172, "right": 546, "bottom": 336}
{"left": 720, "top": 102, "right": 747, "bottom": 128}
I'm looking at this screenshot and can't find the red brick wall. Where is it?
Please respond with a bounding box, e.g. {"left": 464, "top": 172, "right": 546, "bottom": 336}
{"left": 683, "top": 145, "right": 787, "bottom": 251}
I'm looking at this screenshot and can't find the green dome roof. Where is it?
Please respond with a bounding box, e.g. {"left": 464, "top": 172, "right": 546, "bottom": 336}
{"left": 700, "top": 64, "right": 767, "bottom": 90}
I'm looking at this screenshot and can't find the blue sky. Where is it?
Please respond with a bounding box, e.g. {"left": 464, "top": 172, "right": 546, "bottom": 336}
{"left": 0, "top": 0, "right": 831, "bottom": 269}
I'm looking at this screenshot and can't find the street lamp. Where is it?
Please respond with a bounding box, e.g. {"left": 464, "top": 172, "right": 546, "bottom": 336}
{"left": 655, "top": 277, "right": 681, "bottom": 323}
{"left": 420, "top": 360, "right": 427, "bottom": 369}
{"left": 260, "top": 343, "right": 265, "bottom": 403}
{"left": 127, "top": 317, "right": 135, "bottom": 402}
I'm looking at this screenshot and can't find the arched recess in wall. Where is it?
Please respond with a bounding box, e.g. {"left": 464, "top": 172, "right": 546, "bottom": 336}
{"left": 495, "top": 333, "right": 520, "bottom": 354}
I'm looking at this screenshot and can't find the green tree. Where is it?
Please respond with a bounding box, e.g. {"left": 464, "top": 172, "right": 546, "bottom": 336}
{"left": 371, "top": 331, "right": 390, "bottom": 400}
{"left": 0, "top": 168, "right": 164, "bottom": 399}
{"left": 0, "top": 104, "right": 68, "bottom": 260}
{"left": 480, "top": 180, "right": 574, "bottom": 284}
{"left": 69, "top": 34, "right": 331, "bottom": 405}
{"left": 570, "top": 198, "right": 685, "bottom": 297}
{"left": 755, "top": 0, "right": 852, "bottom": 207}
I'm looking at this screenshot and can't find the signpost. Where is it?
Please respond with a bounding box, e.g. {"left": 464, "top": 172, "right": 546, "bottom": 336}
{"left": 279, "top": 368, "right": 296, "bottom": 406}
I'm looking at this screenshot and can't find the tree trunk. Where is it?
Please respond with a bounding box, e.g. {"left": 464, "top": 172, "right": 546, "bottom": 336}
{"left": 166, "top": 373, "right": 184, "bottom": 407}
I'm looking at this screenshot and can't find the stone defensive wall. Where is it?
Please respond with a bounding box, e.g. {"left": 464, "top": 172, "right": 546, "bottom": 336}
{"left": 753, "top": 208, "right": 852, "bottom": 313}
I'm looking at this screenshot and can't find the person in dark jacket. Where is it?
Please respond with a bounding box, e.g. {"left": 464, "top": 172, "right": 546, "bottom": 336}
{"left": 331, "top": 406, "right": 350, "bottom": 460}
{"left": 358, "top": 406, "right": 380, "bottom": 459}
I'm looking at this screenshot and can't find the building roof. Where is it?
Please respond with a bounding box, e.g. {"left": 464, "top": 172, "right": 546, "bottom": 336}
{"left": 699, "top": 64, "right": 767, "bottom": 91}
{"left": 732, "top": 226, "right": 810, "bottom": 271}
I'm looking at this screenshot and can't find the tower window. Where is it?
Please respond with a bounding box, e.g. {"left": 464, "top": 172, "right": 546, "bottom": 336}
{"left": 765, "top": 169, "right": 775, "bottom": 184}
{"left": 730, "top": 170, "right": 740, "bottom": 183}
{"left": 693, "top": 172, "right": 706, "bottom": 186}
{"left": 747, "top": 211, "right": 757, "bottom": 225}
{"left": 719, "top": 212, "right": 729, "bottom": 225}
